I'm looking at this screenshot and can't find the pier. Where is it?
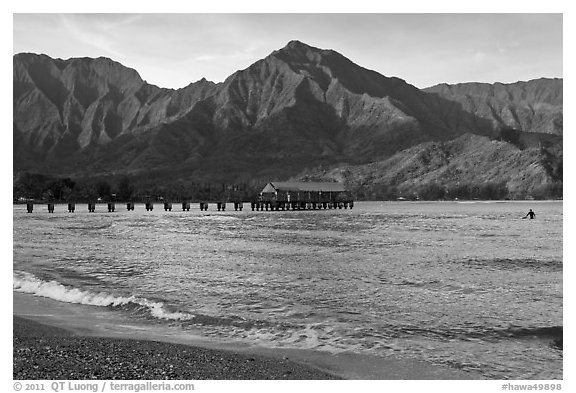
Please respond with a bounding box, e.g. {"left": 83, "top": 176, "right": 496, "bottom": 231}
{"left": 20, "top": 200, "right": 353, "bottom": 214}
{"left": 250, "top": 201, "right": 353, "bottom": 211}
{"left": 18, "top": 182, "right": 353, "bottom": 214}
{"left": 257, "top": 181, "right": 354, "bottom": 210}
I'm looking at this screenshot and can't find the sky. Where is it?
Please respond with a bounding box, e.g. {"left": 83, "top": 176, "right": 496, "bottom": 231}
{"left": 13, "top": 13, "right": 562, "bottom": 89}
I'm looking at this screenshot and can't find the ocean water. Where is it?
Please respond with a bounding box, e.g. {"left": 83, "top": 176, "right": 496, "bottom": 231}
{"left": 13, "top": 201, "right": 562, "bottom": 379}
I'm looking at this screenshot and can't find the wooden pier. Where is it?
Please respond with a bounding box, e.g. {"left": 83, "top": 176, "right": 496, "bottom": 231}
{"left": 19, "top": 182, "right": 353, "bottom": 214}
{"left": 20, "top": 199, "right": 353, "bottom": 214}
{"left": 257, "top": 181, "right": 354, "bottom": 211}
{"left": 251, "top": 201, "right": 353, "bottom": 211}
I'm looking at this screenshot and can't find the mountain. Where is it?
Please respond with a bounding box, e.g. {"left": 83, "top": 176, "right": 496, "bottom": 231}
{"left": 13, "top": 53, "right": 218, "bottom": 168}
{"left": 296, "top": 133, "right": 562, "bottom": 199}
{"left": 13, "top": 41, "right": 562, "bottom": 197}
{"left": 424, "top": 79, "right": 563, "bottom": 135}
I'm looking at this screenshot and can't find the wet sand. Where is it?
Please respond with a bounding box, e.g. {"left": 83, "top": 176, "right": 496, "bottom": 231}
{"left": 13, "top": 292, "right": 480, "bottom": 380}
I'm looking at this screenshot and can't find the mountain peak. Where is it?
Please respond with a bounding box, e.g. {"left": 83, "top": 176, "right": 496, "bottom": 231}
{"left": 272, "top": 40, "right": 330, "bottom": 62}
{"left": 284, "top": 40, "right": 315, "bottom": 51}
{"left": 13, "top": 47, "right": 562, "bottom": 192}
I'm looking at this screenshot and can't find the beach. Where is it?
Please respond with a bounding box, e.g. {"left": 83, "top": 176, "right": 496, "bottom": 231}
{"left": 13, "top": 292, "right": 480, "bottom": 380}
{"left": 13, "top": 315, "right": 340, "bottom": 380}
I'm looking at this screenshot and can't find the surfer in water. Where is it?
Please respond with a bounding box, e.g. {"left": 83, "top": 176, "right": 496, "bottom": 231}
{"left": 524, "top": 209, "right": 536, "bottom": 219}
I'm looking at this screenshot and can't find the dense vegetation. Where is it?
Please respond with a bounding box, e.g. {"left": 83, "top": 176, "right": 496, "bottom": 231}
{"left": 12, "top": 172, "right": 264, "bottom": 203}
{"left": 353, "top": 181, "right": 562, "bottom": 201}
{"left": 13, "top": 172, "right": 562, "bottom": 203}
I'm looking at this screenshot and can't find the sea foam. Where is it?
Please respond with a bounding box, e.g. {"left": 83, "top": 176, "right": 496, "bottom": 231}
{"left": 13, "top": 270, "right": 194, "bottom": 321}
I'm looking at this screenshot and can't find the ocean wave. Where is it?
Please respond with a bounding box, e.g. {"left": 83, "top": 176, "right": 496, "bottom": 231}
{"left": 460, "top": 258, "right": 563, "bottom": 272}
{"left": 63, "top": 222, "right": 115, "bottom": 231}
{"left": 12, "top": 271, "right": 297, "bottom": 332}
{"left": 196, "top": 214, "right": 240, "bottom": 221}
{"left": 13, "top": 271, "right": 194, "bottom": 321}
{"left": 397, "top": 324, "right": 564, "bottom": 344}
{"left": 500, "top": 326, "right": 563, "bottom": 340}
{"left": 350, "top": 323, "right": 564, "bottom": 347}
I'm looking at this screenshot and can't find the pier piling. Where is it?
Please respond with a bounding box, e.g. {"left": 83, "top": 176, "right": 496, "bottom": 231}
{"left": 108, "top": 203, "right": 115, "bottom": 212}
{"left": 68, "top": 203, "right": 75, "bottom": 213}
{"left": 182, "top": 202, "right": 190, "bottom": 211}
{"left": 88, "top": 203, "right": 96, "bottom": 212}
{"left": 127, "top": 202, "right": 134, "bottom": 211}
{"left": 47, "top": 203, "right": 54, "bottom": 213}
{"left": 26, "top": 203, "right": 33, "bottom": 213}
{"left": 164, "top": 202, "right": 172, "bottom": 211}
{"left": 145, "top": 202, "right": 153, "bottom": 211}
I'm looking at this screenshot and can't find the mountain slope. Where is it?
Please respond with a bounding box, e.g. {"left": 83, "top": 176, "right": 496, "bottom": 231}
{"left": 424, "top": 79, "right": 563, "bottom": 135}
{"left": 13, "top": 41, "right": 563, "bottom": 189}
{"left": 13, "top": 53, "right": 218, "bottom": 161}
{"left": 296, "top": 133, "right": 562, "bottom": 199}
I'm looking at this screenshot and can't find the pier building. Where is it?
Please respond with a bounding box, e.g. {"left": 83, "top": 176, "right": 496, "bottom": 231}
{"left": 255, "top": 181, "right": 354, "bottom": 210}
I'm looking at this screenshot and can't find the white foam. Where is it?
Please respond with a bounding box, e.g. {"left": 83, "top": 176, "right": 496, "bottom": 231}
{"left": 13, "top": 271, "right": 194, "bottom": 321}
{"left": 197, "top": 214, "right": 240, "bottom": 221}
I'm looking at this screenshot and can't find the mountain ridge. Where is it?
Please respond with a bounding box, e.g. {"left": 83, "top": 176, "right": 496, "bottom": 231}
{"left": 13, "top": 41, "right": 562, "bottom": 197}
{"left": 424, "top": 78, "right": 562, "bottom": 135}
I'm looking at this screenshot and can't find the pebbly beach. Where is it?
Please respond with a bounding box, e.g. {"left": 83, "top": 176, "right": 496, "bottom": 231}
{"left": 13, "top": 315, "right": 339, "bottom": 380}
{"left": 13, "top": 292, "right": 480, "bottom": 380}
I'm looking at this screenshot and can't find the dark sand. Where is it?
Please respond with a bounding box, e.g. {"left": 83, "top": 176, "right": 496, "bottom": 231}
{"left": 13, "top": 316, "right": 340, "bottom": 380}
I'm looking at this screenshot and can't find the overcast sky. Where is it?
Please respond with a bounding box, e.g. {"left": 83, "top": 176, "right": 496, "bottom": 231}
{"left": 13, "top": 13, "right": 562, "bottom": 89}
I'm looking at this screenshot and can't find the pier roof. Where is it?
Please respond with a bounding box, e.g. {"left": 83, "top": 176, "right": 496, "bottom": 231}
{"left": 263, "top": 182, "right": 346, "bottom": 193}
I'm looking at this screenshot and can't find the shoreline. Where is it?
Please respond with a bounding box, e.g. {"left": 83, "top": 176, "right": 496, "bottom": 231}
{"left": 13, "top": 292, "right": 480, "bottom": 380}
{"left": 14, "top": 315, "right": 340, "bottom": 380}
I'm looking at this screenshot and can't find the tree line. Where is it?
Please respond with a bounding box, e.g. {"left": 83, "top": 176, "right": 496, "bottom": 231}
{"left": 13, "top": 172, "right": 562, "bottom": 203}
{"left": 13, "top": 172, "right": 263, "bottom": 203}
{"left": 352, "top": 181, "right": 562, "bottom": 201}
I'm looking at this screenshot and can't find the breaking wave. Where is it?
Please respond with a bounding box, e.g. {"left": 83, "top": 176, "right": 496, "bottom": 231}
{"left": 13, "top": 270, "right": 194, "bottom": 321}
